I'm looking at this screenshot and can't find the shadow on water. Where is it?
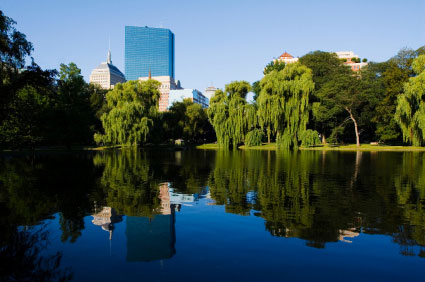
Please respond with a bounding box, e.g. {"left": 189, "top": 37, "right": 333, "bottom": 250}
{"left": 1, "top": 148, "right": 425, "bottom": 279}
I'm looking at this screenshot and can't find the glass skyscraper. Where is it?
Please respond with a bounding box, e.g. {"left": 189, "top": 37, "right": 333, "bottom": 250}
{"left": 125, "top": 26, "right": 175, "bottom": 81}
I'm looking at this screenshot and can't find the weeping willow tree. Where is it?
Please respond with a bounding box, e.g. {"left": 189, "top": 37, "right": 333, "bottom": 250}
{"left": 94, "top": 80, "right": 161, "bottom": 146}
{"left": 395, "top": 54, "right": 425, "bottom": 146}
{"left": 207, "top": 81, "right": 257, "bottom": 148}
{"left": 258, "top": 63, "right": 314, "bottom": 149}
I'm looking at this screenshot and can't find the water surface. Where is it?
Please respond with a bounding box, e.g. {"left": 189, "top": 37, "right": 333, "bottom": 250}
{"left": 1, "top": 149, "right": 424, "bottom": 281}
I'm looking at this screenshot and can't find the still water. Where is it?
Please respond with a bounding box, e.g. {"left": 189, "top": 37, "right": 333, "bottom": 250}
{"left": 1, "top": 149, "right": 424, "bottom": 281}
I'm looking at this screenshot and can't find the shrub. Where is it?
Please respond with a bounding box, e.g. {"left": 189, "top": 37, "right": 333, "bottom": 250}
{"left": 244, "top": 129, "right": 264, "bottom": 147}
{"left": 300, "top": 129, "right": 321, "bottom": 147}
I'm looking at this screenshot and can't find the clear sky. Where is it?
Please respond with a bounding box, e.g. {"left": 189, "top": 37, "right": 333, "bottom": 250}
{"left": 1, "top": 0, "right": 424, "bottom": 92}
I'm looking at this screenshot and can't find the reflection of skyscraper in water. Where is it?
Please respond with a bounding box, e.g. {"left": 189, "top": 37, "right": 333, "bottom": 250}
{"left": 125, "top": 183, "right": 177, "bottom": 262}
{"left": 91, "top": 207, "right": 123, "bottom": 240}
{"left": 125, "top": 182, "right": 208, "bottom": 262}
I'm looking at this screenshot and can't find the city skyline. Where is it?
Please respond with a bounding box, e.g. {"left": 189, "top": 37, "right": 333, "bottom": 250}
{"left": 1, "top": 0, "right": 424, "bottom": 94}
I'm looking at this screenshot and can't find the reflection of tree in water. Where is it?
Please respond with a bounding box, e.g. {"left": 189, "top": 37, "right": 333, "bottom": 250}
{"left": 0, "top": 225, "right": 72, "bottom": 281}
{"left": 93, "top": 149, "right": 161, "bottom": 217}
{"left": 207, "top": 150, "right": 425, "bottom": 255}
{"left": 208, "top": 150, "right": 257, "bottom": 215}
{"left": 0, "top": 154, "right": 105, "bottom": 245}
{"left": 392, "top": 152, "right": 425, "bottom": 257}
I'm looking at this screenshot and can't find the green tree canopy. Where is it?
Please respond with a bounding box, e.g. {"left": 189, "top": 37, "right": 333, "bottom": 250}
{"left": 95, "top": 79, "right": 161, "bottom": 146}
{"left": 207, "top": 81, "right": 256, "bottom": 148}
{"left": 395, "top": 54, "right": 425, "bottom": 146}
{"left": 299, "top": 51, "right": 352, "bottom": 143}
{"left": 165, "top": 98, "right": 210, "bottom": 143}
{"left": 258, "top": 63, "right": 314, "bottom": 149}
{"left": 373, "top": 46, "right": 425, "bottom": 143}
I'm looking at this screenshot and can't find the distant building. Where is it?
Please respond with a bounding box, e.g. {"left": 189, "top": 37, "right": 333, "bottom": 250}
{"left": 89, "top": 50, "right": 126, "bottom": 89}
{"left": 139, "top": 75, "right": 181, "bottom": 112}
{"left": 91, "top": 206, "right": 123, "bottom": 240}
{"left": 168, "top": 89, "right": 209, "bottom": 109}
{"left": 125, "top": 26, "right": 175, "bottom": 80}
{"left": 276, "top": 51, "right": 299, "bottom": 64}
{"left": 204, "top": 86, "right": 217, "bottom": 100}
{"left": 336, "top": 51, "right": 368, "bottom": 71}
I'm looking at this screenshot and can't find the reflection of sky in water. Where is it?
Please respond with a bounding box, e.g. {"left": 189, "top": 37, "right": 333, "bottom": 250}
{"left": 3, "top": 150, "right": 425, "bottom": 281}
{"left": 42, "top": 197, "right": 425, "bottom": 282}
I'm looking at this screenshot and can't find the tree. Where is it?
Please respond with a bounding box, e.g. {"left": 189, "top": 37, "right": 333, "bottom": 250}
{"left": 95, "top": 79, "right": 161, "bottom": 146}
{"left": 54, "top": 63, "right": 94, "bottom": 146}
{"left": 258, "top": 63, "right": 314, "bottom": 149}
{"left": 0, "top": 11, "right": 33, "bottom": 124}
{"left": 299, "top": 51, "right": 352, "bottom": 143}
{"left": 207, "top": 81, "right": 256, "bottom": 148}
{"left": 394, "top": 54, "right": 425, "bottom": 146}
{"left": 373, "top": 46, "right": 425, "bottom": 143}
{"left": 0, "top": 63, "right": 57, "bottom": 149}
{"left": 317, "top": 68, "right": 383, "bottom": 146}
{"left": 372, "top": 61, "right": 407, "bottom": 142}
{"left": 264, "top": 60, "right": 286, "bottom": 75}
{"left": 165, "top": 99, "right": 211, "bottom": 143}
{"left": 252, "top": 61, "right": 286, "bottom": 101}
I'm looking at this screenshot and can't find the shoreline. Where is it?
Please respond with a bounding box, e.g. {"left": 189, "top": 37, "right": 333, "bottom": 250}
{"left": 197, "top": 143, "right": 425, "bottom": 152}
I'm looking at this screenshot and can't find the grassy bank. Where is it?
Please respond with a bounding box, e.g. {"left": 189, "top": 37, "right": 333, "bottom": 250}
{"left": 301, "top": 144, "right": 425, "bottom": 151}
{"left": 197, "top": 143, "right": 425, "bottom": 151}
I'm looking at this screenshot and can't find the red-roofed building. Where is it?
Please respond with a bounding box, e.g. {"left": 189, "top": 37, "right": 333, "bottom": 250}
{"left": 276, "top": 51, "right": 299, "bottom": 64}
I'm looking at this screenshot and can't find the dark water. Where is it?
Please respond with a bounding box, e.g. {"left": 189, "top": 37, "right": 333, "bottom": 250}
{"left": 1, "top": 149, "right": 425, "bottom": 281}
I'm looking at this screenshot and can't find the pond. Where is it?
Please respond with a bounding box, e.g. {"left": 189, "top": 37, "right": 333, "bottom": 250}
{"left": 0, "top": 149, "right": 424, "bottom": 281}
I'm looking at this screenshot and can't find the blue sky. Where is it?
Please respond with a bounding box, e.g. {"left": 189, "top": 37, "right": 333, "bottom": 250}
{"left": 1, "top": 0, "right": 424, "bottom": 92}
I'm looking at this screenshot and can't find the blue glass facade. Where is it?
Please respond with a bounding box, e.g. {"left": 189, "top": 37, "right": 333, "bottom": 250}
{"left": 125, "top": 26, "right": 175, "bottom": 81}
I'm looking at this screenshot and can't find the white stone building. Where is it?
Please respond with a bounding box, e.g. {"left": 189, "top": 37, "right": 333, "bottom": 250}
{"left": 90, "top": 50, "right": 126, "bottom": 89}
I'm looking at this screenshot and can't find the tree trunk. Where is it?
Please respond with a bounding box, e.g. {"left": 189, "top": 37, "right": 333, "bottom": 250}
{"left": 267, "top": 127, "right": 271, "bottom": 144}
{"left": 345, "top": 107, "right": 360, "bottom": 147}
{"left": 322, "top": 134, "right": 326, "bottom": 145}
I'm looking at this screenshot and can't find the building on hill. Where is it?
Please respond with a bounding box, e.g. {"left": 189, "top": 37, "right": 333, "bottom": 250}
{"left": 276, "top": 51, "right": 299, "bottom": 64}
{"left": 125, "top": 26, "right": 175, "bottom": 80}
{"left": 335, "top": 51, "right": 368, "bottom": 71}
{"left": 89, "top": 50, "right": 126, "bottom": 89}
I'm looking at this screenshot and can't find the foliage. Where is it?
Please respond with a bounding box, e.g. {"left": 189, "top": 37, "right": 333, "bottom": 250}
{"left": 300, "top": 51, "right": 352, "bottom": 143}
{"left": 0, "top": 64, "right": 57, "bottom": 148}
{"left": 0, "top": 11, "right": 33, "bottom": 69}
{"left": 263, "top": 60, "right": 286, "bottom": 75}
{"left": 207, "top": 81, "right": 256, "bottom": 148}
{"left": 93, "top": 149, "right": 162, "bottom": 217}
{"left": 372, "top": 61, "right": 407, "bottom": 142}
{"left": 252, "top": 80, "right": 261, "bottom": 101}
{"left": 258, "top": 63, "right": 314, "bottom": 149}
{"left": 300, "top": 129, "right": 321, "bottom": 147}
{"left": 54, "top": 63, "right": 95, "bottom": 146}
{"left": 164, "top": 99, "right": 212, "bottom": 143}
{"left": 395, "top": 55, "right": 425, "bottom": 146}
{"left": 94, "top": 80, "right": 161, "bottom": 146}
{"left": 244, "top": 128, "right": 264, "bottom": 147}
{"left": 374, "top": 46, "right": 425, "bottom": 143}
{"left": 251, "top": 61, "right": 287, "bottom": 102}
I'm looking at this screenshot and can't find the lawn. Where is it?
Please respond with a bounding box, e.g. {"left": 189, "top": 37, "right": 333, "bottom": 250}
{"left": 197, "top": 143, "right": 425, "bottom": 151}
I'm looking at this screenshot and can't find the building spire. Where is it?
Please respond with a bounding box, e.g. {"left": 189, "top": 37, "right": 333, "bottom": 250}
{"left": 107, "top": 49, "right": 112, "bottom": 64}
{"left": 107, "top": 36, "right": 112, "bottom": 64}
